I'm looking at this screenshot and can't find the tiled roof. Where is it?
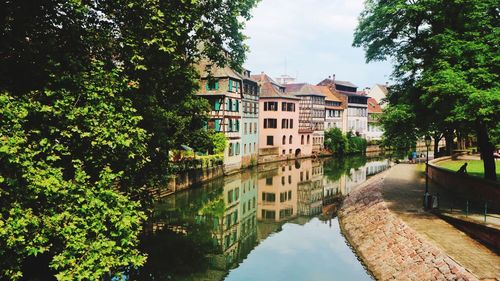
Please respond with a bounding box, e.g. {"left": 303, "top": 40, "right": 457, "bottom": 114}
{"left": 368, "top": 97, "right": 383, "bottom": 113}
{"left": 317, "top": 86, "right": 341, "bottom": 102}
{"left": 197, "top": 59, "right": 243, "bottom": 80}
{"left": 254, "top": 73, "right": 300, "bottom": 100}
{"left": 285, "top": 83, "right": 326, "bottom": 97}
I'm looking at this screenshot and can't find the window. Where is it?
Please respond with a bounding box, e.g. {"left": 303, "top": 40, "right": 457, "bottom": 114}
{"left": 282, "top": 149, "right": 286, "bottom": 155}
{"left": 266, "top": 136, "right": 274, "bottom": 146}
{"left": 249, "top": 123, "right": 252, "bottom": 134}
{"left": 288, "top": 175, "right": 292, "bottom": 184}
{"left": 289, "top": 135, "right": 292, "bottom": 144}
{"left": 289, "top": 149, "right": 292, "bottom": 155}
{"left": 301, "top": 135, "right": 304, "bottom": 145}
{"left": 229, "top": 142, "right": 233, "bottom": 156}
{"left": 227, "top": 190, "right": 233, "bottom": 203}
{"left": 264, "top": 118, "right": 277, "bottom": 128}
{"left": 282, "top": 102, "right": 287, "bottom": 111}
{"left": 206, "top": 79, "right": 219, "bottom": 90}
{"left": 307, "top": 135, "right": 310, "bottom": 144}
{"left": 290, "top": 119, "right": 293, "bottom": 128}
{"left": 282, "top": 135, "right": 286, "bottom": 145}
{"left": 262, "top": 192, "right": 275, "bottom": 202}
{"left": 265, "top": 177, "right": 273, "bottom": 185}
{"left": 281, "top": 119, "right": 288, "bottom": 129}
{"left": 254, "top": 122, "right": 257, "bottom": 133}
{"left": 264, "top": 102, "right": 278, "bottom": 111}
{"left": 281, "top": 176, "right": 285, "bottom": 185}
{"left": 244, "top": 144, "right": 247, "bottom": 154}
{"left": 244, "top": 123, "right": 247, "bottom": 134}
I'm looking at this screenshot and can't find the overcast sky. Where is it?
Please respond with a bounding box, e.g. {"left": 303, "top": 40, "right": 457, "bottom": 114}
{"left": 243, "top": 0, "right": 393, "bottom": 89}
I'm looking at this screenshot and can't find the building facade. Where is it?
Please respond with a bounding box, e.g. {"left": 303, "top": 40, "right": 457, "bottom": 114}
{"left": 241, "top": 70, "right": 259, "bottom": 168}
{"left": 366, "top": 97, "right": 384, "bottom": 141}
{"left": 197, "top": 60, "right": 243, "bottom": 172}
{"left": 252, "top": 73, "right": 312, "bottom": 162}
{"left": 318, "top": 77, "right": 368, "bottom": 137}
{"left": 285, "top": 84, "right": 326, "bottom": 153}
{"left": 320, "top": 86, "right": 344, "bottom": 131}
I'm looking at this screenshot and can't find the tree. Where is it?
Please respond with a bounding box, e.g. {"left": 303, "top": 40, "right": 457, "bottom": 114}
{"left": 324, "top": 128, "right": 348, "bottom": 155}
{"left": 354, "top": 0, "right": 499, "bottom": 180}
{"left": 0, "top": 0, "right": 258, "bottom": 279}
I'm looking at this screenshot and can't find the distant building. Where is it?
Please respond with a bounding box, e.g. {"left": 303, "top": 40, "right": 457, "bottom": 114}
{"left": 319, "top": 86, "right": 344, "bottom": 131}
{"left": 368, "top": 83, "right": 389, "bottom": 107}
{"left": 366, "top": 97, "right": 384, "bottom": 141}
{"left": 285, "top": 84, "right": 327, "bottom": 153}
{"left": 252, "top": 73, "right": 311, "bottom": 162}
{"left": 197, "top": 60, "right": 243, "bottom": 172}
{"left": 318, "top": 76, "right": 368, "bottom": 137}
{"left": 275, "top": 74, "right": 296, "bottom": 85}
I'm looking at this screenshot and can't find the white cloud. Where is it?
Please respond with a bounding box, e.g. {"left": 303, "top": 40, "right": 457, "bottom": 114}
{"left": 243, "top": 0, "right": 393, "bottom": 88}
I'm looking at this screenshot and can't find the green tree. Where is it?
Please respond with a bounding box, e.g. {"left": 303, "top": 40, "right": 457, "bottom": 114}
{"left": 0, "top": 0, "right": 258, "bottom": 279}
{"left": 324, "top": 128, "right": 348, "bottom": 155}
{"left": 354, "top": 0, "right": 499, "bottom": 180}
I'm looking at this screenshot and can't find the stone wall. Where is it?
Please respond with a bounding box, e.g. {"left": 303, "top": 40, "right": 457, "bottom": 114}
{"left": 427, "top": 157, "right": 500, "bottom": 204}
{"left": 339, "top": 176, "right": 478, "bottom": 281}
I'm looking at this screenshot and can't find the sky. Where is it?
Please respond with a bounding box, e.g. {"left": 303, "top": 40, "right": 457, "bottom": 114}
{"left": 243, "top": 0, "right": 393, "bottom": 89}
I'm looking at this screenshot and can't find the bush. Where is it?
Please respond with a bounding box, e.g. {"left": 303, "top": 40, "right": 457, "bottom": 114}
{"left": 324, "top": 128, "right": 367, "bottom": 155}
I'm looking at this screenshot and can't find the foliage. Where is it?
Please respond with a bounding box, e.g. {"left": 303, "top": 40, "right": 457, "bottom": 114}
{"left": 0, "top": 0, "right": 258, "bottom": 279}
{"left": 324, "top": 128, "right": 367, "bottom": 155}
{"left": 379, "top": 104, "right": 418, "bottom": 155}
{"left": 0, "top": 63, "right": 147, "bottom": 280}
{"left": 210, "top": 132, "right": 229, "bottom": 155}
{"left": 324, "top": 128, "right": 348, "bottom": 155}
{"left": 346, "top": 132, "right": 368, "bottom": 155}
{"left": 354, "top": 0, "right": 499, "bottom": 180}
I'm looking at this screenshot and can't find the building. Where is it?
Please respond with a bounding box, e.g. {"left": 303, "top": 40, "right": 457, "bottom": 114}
{"left": 241, "top": 70, "right": 259, "bottom": 168}
{"left": 285, "top": 83, "right": 326, "bottom": 153}
{"left": 197, "top": 60, "right": 243, "bottom": 172}
{"left": 319, "top": 86, "right": 344, "bottom": 131}
{"left": 366, "top": 97, "right": 384, "bottom": 141}
{"left": 318, "top": 76, "right": 368, "bottom": 137}
{"left": 252, "top": 73, "right": 311, "bottom": 162}
{"left": 275, "top": 74, "right": 297, "bottom": 85}
{"left": 368, "top": 83, "right": 389, "bottom": 107}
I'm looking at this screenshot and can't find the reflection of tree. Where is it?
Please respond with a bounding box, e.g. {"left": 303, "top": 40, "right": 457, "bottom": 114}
{"left": 323, "top": 156, "right": 367, "bottom": 181}
{"left": 198, "top": 196, "right": 226, "bottom": 252}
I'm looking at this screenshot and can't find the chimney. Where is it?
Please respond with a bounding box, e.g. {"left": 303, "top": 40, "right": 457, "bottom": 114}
{"left": 332, "top": 74, "right": 336, "bottom": 82}
{"left": 261, "top": 71, "right": 264, "bottom": 82}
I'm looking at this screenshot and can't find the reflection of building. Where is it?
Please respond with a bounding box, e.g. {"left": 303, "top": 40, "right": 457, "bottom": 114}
{"left": 257, "top": 161, "right": 299, "bottom": 222}
{"left": 345, "top": 165, "right": 367, "bottom": 194}
{"left": 297, "top": 160, "right": 324, "bottom": 216}
{"left": 365, "top": 159, "right": 390, "bottom": 176}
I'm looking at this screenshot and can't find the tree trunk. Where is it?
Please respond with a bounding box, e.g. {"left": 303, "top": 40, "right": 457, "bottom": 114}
{"left": 433, "top": 132, "right": 442, "bottom": 157}
{"left": 444, "top": 130, "right": 454, "bottom": 156}
{"left": 476, "top": 123, "right": 496, "bottom": 181}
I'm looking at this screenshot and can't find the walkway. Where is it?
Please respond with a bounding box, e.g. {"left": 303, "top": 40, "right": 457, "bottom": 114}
{"left": 381, "top": 164, "right": 500, "bottom": 280}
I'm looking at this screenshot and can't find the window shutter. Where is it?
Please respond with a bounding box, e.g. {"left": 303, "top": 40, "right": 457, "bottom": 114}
{"left": 205, "top": 82, "right": 209, "bottom": 91}
{"left": 215, "top": 119, "right": 221, "bottom": 131}
{"left": 215, "top": 99, "right": 220, "bottom": 111}
{"left": 229, "top": 80, "right": 233, "bottom": 91}
{"left": 236, "top": 100, "right": 239, "bottom": 112}
{"left": 215, "top": 81, "right": 219, "bottom": 90}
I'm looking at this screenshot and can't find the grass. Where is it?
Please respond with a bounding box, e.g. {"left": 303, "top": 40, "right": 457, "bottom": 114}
{"left": 436, "top": 159, "right": 500, "bottom": 179}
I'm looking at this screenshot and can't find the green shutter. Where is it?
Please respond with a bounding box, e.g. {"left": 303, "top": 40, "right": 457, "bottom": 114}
{"left": 215, "top": 119, "right": 221, "bottom": 131}
{"left": 229, "top": 80, "right": 233, "bottom": 91}
{"left": 205, "top": 82, "right": 209, "bottom": 91}
{"left": 215, "top": 99, "right": 220, "bottom": 111}
{"left": 236, "top": 120, "right": 240, "bottom": 131}
{"left": 215, "top": 81, "right": 219, "bottom": 90}
{"left": 225, "top": 99, "right": 229, "bottom": 110}
{"left": 236, "top": 100, "right": 239, "bottom": 112}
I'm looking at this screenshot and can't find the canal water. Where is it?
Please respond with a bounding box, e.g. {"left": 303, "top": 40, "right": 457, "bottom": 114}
{"left": 132, "top": 156, "right": 390, "bottom": 281}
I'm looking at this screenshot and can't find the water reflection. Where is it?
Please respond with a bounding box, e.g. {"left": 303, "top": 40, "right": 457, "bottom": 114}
{"left": 132, "top": 157, "right": 389, "bottom": 281}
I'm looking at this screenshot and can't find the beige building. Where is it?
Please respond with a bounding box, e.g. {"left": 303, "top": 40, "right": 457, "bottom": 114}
{"left": 368, "top": 84, "right": 389, "bottom": 107}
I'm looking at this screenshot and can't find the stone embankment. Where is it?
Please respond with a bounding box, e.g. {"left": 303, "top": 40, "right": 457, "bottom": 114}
{"left": 339, "top": 175, "right": 478, "bottom": 281}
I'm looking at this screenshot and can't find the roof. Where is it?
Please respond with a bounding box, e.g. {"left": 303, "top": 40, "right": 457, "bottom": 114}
{"left": 317, "top": 86, "right": 341, "bottom": 102}
{"left": 375, "top": 84, "right": 390, "bottom": 94}
{"left": 335, "top": 80, "right": 358, "bottom": 88}
{"left": 197, "top": 59, "right": 243, "bottom": 80}
{"left": 253, "top": 73, "right": 300, "bottom": 100}
{"left": 367, "top": 98, "right": 383, "bottom": 113}
{"left": 284, "top": 83, "right": 326, "bottom": 97}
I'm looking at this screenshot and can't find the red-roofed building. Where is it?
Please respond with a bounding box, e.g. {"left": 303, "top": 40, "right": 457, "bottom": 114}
{"left": 366, "top": 98, "right": 384, "bottom": 141}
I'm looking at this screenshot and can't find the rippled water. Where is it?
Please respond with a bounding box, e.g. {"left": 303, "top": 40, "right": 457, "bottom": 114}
{"left": 131, "top": 156, "right": 390, "bottom": 281}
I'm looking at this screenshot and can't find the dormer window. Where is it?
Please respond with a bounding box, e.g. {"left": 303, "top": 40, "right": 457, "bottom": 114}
{"left": 206, "top": 79, "right": 219, "bottom": 91}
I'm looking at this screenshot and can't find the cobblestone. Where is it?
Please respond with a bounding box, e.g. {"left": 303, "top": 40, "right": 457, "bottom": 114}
{"left": 339, "top": 177, "right": 479, "bottom": 281}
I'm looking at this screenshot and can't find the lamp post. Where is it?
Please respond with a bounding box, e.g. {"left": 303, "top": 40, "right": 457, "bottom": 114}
{"left": 424, "top": 135, "right": 432, "bottom": 208}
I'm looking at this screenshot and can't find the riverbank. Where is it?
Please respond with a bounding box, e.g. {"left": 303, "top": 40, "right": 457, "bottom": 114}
{"left": 339, "top": 167, "right": 481, "bottom": 280}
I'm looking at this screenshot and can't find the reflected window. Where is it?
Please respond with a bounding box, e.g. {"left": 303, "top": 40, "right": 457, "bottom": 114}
{"left": 265, "top": 177, "right": 273, "bottom": 185}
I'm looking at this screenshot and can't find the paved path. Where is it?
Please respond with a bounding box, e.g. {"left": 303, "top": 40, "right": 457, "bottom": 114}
{"left": 381, "top": 164, "right": 500, "bottom": 280}
{"left": 340, "top": 173, "right": 478, "bottom": 281}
